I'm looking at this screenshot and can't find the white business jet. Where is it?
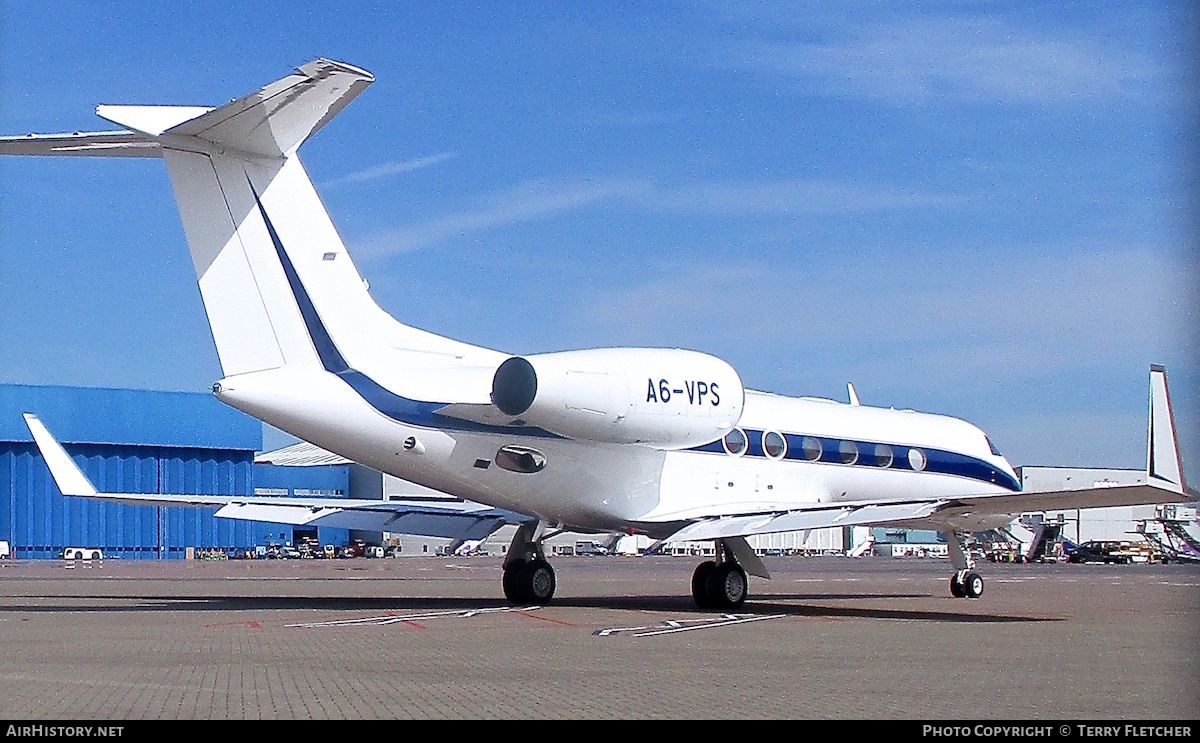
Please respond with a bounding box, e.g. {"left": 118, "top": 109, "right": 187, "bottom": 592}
{"left": 3, "top": 60, "right": 1192, "bottom": 608}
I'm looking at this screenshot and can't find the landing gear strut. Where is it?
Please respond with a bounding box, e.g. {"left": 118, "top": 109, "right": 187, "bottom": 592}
{"left": 691, "top": 539, "right": 749, "bottom": 610}
{"left": 946, "top": 530, "right": 984, "bottom": 599}
{"left": 502, "top": 522, "right": 556, "bottom": 604}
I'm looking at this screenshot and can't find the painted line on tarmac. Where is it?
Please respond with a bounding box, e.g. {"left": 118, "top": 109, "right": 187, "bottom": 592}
{"left": 595, "top": 613, "right": 789, "bottom": 637}
{"left": 286, "top": 605, "right": 539, "bottom": 628}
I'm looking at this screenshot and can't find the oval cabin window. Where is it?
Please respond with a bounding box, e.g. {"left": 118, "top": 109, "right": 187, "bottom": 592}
{"left": 723, "top": 428, "right": 748, "bottom": 456}
{"left": 838, "top": 440, "right": 859, "bottom": 465}
{"left": 908, "top": 448, "right": 927, "bottom": 471}
{"left": 874, "top": 444, "right": 893, "bottom": 468}
{"left": 763, "top": 431, "right": 787, "bottom": 460}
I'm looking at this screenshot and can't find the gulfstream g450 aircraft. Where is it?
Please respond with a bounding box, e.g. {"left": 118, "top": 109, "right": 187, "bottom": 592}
{"left": 4, "top": 60, "right": 1192, "bottom": 608}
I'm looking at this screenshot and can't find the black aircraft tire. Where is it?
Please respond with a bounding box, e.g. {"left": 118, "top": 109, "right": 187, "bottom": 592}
{"left": 691, "top": 561, "right": 718, "bottom": 609}
{"left": 707, "top": 563, "right": 748, "bottom": 610}
{"left": 963, "top": 571, "right": 984, "bottom": 599}
{"left": 502, "top": 559, "right": 527, "bottom": 603}
{"left": 520, "top": 559, "right": 556, "bottom": 604}
{"left": 950, "top": 573, "right": 966, "bottom": 598}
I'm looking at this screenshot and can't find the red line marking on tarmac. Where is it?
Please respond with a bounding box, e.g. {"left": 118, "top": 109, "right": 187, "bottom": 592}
{"left": 401, "top": 620, "right": 427, "bottom": 630}
{"left": 202, "top": 620, "right": 264, "bottom": 629}
{"left": 515, "top": 611, "right": 578, "bottom": 627}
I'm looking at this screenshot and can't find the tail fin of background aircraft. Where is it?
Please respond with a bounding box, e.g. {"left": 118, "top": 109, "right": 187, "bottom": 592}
{"left": 1147, "top": 365, "right": 1187, "bottom": 493}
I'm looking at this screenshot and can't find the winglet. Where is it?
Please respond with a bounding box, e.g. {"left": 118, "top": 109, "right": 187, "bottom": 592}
{"left": 1147, "top": 366, "right": 1187, "bottom": 495}
{"left": 847, "top": 383, "right": 861, "bottom": 406}
{"left": 22, "top": 414, "right": 98, "bottom": 497}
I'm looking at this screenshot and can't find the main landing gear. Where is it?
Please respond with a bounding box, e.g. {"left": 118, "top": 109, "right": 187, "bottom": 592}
{"left": 502, "top": 522, "right": 556, "bottom": 604}
{"left": 691, "top": 539, "right": 750, "bottom": 610}
{"left": 946, "top": 530, "right": 984, "bottom": 599}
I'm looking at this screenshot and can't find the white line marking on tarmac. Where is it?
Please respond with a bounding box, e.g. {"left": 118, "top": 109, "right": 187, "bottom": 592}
{"left": 595, "top": 613, "right": 788, "bottom": 637}
{"left": 286, "top": 605, "right": 538, "bottom": 628}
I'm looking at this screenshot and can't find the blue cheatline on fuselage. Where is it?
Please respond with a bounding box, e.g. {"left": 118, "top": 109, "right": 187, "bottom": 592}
{"left": 247, "top": 176, "right": 564, "bottom": 440}
{"left": 690, "top": 429, "right": 1020, "bottom": 491}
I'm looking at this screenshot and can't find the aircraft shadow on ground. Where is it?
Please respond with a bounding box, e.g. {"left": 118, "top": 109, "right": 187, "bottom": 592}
{"left": 0, "top": 592, "right": 1063, "bottom": 623}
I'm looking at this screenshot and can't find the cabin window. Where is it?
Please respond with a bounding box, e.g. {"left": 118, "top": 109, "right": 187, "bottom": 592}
{"left": 723, "top": 428, "right": 748, "bottom": 456}
{"left": 763, "top": 431, "right": 787, "bottom": 460}
{"left": 838, "top": 440, "right": 859, "bottom": 465}
{"left": 800, "top": 436, "right": 822, "bottom": 461}
{"left": 908, "top": 448, "right": 927, "bottom": 471}
{"left": 494, "top": 445, "right": 547, "bottom": 474}
{"left": 874, "top": 444, "right": 893, "bottom": 468}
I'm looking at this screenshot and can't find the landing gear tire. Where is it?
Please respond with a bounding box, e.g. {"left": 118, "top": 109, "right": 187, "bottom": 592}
{"left": 520, "top": 559, "right": 556, "bottom": 603}
{"left": 706, "top": 563, "right": 748, "bottom": 610}
{"left": 962, "top": 571, "right": 984, "bottom": 599}
{"left": 503, "top": 558, "right": 555, "bottom": 604}
{"left": 950, "top": 573, "right": 966, "bottom": 598}
{"left": 692, "top": 561, "right": 718, "bottom": 609}
{"left": 502, "top": 559, "right": 526, "bottom": 603}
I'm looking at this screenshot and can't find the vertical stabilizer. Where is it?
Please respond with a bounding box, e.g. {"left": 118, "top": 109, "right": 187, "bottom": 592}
{"left": 1147, "top": 365, "right": 1186, "bottom": 493}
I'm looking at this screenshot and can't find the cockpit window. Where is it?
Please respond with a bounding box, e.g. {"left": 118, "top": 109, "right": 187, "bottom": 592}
{"left": 985, "top": 436, "right": 1001, "bottom": 456}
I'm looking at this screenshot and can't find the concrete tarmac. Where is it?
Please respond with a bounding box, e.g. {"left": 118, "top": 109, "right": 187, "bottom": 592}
{"left": 0, "top": 555, "right": 1195, "bottom": 719}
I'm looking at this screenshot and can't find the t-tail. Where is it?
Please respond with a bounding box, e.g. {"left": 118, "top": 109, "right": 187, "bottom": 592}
{"left": 0, "top": 59, "right": 477, "bottom": 383}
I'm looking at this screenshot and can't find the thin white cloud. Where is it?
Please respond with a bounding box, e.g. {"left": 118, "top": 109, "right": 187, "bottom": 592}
{"left": 351, "top": 175, "right": 962, "bottom": 257}
{"left": 324, "top": 152, "right": 457, "bottom": 187}
{"left": 737, "top": 16, "right": 1162, "bottom": 105}
{"left": 351, "top": 177, "right": 648, "bottom": 258}
{"left": 654, "top": 179, "right": 964, "bottom": 215}
{"left": 567, "top": 244, "right": 1188, "bottom": 389}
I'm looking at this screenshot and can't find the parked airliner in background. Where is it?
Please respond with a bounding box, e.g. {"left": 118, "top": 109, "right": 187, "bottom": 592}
{"left": 3, "top": 60, "right": 1192, "bottom": 609}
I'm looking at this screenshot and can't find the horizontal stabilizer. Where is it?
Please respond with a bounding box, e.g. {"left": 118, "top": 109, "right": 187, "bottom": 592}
{"left": 166, "top": 58, "right": 374, "bottom": 159}
{"left": 96, "top": 105, "right": 213, "bottom": 136}
{"left": 0, "top": 130, "right": 161, "bottom": 157}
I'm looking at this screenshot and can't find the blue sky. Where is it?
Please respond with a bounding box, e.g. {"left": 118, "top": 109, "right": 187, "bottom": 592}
{"left": 1, "top": 2, "right": 1196, "bottom": 479}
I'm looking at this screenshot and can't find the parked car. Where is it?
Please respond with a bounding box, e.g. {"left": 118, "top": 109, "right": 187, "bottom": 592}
{"left": 61, "top": 547, "right": 103, "bottom": 560}
{"left": 280, "top": 545, "right": 302, "bottom": 559}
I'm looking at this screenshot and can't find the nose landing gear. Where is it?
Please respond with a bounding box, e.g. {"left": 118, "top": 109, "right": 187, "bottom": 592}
{"left": 947, "top": 531, "right": 985, "bottom": 599}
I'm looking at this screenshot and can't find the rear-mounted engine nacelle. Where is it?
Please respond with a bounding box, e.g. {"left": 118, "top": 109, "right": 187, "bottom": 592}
{"left": 491, "top": 348, "right": 744, "bottom": 448}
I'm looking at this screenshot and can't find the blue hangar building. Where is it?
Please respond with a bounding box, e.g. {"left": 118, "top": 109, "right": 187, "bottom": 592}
{"left": 0, "top": 384, "right": 350, "bottom": 559}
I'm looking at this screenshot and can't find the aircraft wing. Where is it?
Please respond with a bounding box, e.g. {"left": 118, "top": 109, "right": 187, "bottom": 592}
{"left": 659, "top": 480, "right": 1192, "bottom": 545}
{"left": 23, "top": 414, "right": 527, "bottom": 541}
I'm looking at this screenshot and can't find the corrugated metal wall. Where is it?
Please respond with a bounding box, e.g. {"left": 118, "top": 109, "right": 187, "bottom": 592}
{"left": 1, "top": 441, "right": 283, "bottom": 559}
